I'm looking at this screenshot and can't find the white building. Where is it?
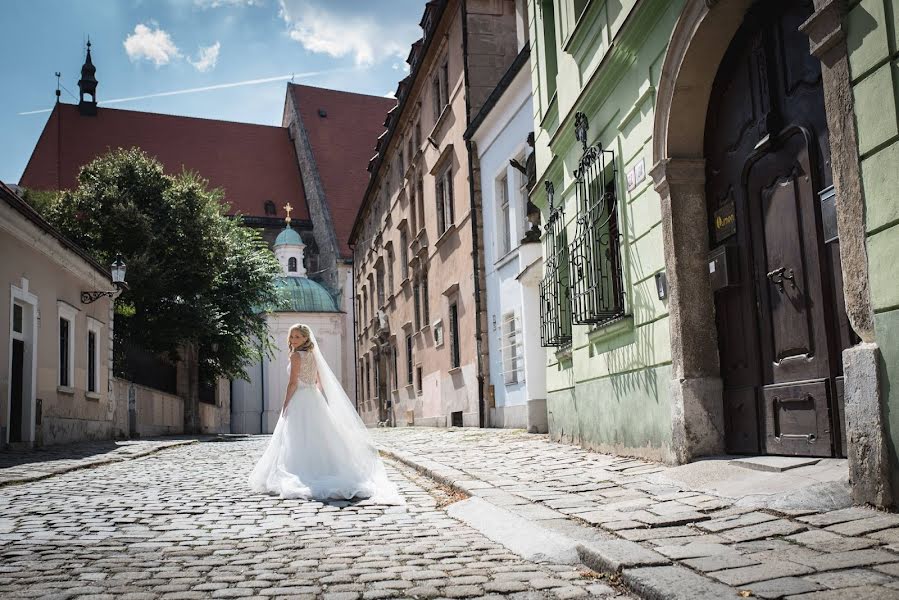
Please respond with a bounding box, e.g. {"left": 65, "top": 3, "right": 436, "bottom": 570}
{"left": 231, "top": 221, "right": 350, "bottom": 433}
{"left": 465, "top": 38, "right": 546, "bottom": 433}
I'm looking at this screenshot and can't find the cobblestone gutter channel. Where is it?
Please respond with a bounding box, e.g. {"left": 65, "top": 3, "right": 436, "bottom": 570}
{"left": 374, "top": 428, "right": 899, "bottom": 600}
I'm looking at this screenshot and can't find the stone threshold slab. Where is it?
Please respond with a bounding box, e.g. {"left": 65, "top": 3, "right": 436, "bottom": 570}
{"left": 730, "top": 456, "right": 821, "bottom": 473}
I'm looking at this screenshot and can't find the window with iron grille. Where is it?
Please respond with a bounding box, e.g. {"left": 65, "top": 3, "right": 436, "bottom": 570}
{"left": 539, "top": 181, "right": 573, "bottom": 347}
{"left": 569, "top": 112, "right": 624, "bottom": 325}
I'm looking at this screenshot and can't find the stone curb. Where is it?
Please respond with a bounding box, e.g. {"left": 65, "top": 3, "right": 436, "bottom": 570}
{"left": 0, "top": 438, "right": 203, "bottom": 488}
{"left": 379, "top": 448, "right": 473, "bottom": 498}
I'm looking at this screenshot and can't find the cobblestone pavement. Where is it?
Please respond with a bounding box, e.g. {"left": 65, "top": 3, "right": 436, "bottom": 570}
{"left": 0, "top": 436, "right": 629, "bottom": 599}
{"left": 0, "top": 438, "right": 202, "bottom": 487}
{"left": 372, "top": 428, "right": 899, "bottom": 599}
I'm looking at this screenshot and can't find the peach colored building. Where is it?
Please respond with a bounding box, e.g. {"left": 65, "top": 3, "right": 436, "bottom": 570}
{"left": 349, "top": 0, "right": 524, "bottom": 427}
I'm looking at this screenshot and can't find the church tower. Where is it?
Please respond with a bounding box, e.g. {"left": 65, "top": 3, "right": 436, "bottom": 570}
{"left": 273, "top": 203, "right": 306, "bottom": 277}
{"left": 78, "top": 40, "right": 98, "bottom": 116}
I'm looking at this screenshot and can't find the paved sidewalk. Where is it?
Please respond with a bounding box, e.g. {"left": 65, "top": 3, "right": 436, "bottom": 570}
{"left": 0, "top": 436, "right": 206, "bottom": 487}
{"left": 373, "top": 427, "right": 899, "bottom": 599}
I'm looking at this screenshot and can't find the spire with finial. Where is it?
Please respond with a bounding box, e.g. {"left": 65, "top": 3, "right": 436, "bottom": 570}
{"left": 78, "top": 38, "right": 98, "bottom": 116}
{"left": 274, "top": 202, "right": 306, "bottom": 277}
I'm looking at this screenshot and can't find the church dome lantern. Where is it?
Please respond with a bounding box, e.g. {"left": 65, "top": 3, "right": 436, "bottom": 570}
{"left": 78, "top": 40, "right": 98, "bottom": 116}
{"left": 274, "top": 203, "right": 306, "bottom": 277}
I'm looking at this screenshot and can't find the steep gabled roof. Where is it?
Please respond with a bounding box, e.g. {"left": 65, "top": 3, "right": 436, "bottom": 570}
{"left": 19, "top": 103, "right": 309, "bottom": 220}
{"left": 288, "top": 84, "right": 395, "bottom": 258}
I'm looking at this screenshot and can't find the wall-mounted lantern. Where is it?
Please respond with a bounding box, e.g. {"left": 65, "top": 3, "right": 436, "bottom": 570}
{"left": 82, "top": 254, "right": 127, "bottom": 304}
{"left": 655, "top": 271, "right": 668, "bottom": 301}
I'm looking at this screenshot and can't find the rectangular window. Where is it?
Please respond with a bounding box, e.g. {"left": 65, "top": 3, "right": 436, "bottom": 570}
{"left": 499, "top": 175, "right": 511, "bottom": 256}
{"left": 13, "top": 303, "right": 23, "bottom": 334}
{"left": 392, "top": 344, "right": 399, "bottom": 391}
{"left": 88, "top": 330, "right": 98, "bottom": 393}
{"left": 387, "top": 246, "right": 395, "bottom": 293}
{"left": 399, "top": 147, "right": 405, "bottom": 177}
{"left": 436, "top": 165, "right": 455, "bottom": 234}
{"left": 441, "top": 61, "right": 450, "bottom": 110}
{"left": 541, "top": 0, "right": 559, "bottom": 100}
{"left": 573, "top": 0, "right": 589, "bottom": 22}
{"left": 422, "top": 273, "right": 430, "bottom": 324}
{"left": 416, "top": 176, "right": 425, "bottom": 234}
{"left": 415, "top": 121, "right": 422, "bottom": 151}
{"left": 400, "top": 230, "right": 409, "bottom": 280}
{"left": 433, "top": 59, "right": 450, "bottom": 120}
{"left": 449, "top": 302, "right": 460, "bottom": 369}
{"left": 59, "top": 317, "right": 70, "bottom": 387}
{"left": 413, "top": 277, "right": 422, "bottom": 330}
{"left": 407, "top": 138, "right": 414, "bottom": 167}
{"left": 432, "top": 73, "right": 442, "bottom": 120}
{"left": 365, "top": 359, "right": 371, "bottom": 400}
{"left": 416, "top": 365, "right": 423, "bottom": 396}
{"left": 501, "top": 312, "right": 523, "bottom": 385}
{"left": 540, "top": 182, "right": 573, "bottom": 347}
{"left": 410, "top": 185, "right": 418, "bottom": 233}
{"left": 376, "top": 266, "right": 385, "bottom": 308}
{"left": 406, "top": 334, "right": 414, "bottom": 385}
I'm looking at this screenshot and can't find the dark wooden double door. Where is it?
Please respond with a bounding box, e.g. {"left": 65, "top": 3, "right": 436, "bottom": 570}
{"left": 705, "top": 1, "right": 855, "bottom": 457}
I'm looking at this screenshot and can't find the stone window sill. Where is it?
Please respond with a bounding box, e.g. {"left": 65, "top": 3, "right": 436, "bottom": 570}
{"left": 86, "top": 391, "right": 101, "bottom": 401}
{"left": 57, "top": 385, "right": 75, "bottom": 395}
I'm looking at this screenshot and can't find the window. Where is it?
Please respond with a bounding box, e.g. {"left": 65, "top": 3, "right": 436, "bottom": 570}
{"left": 449, "top": 302, "right": 460, "bottom": 369}
{"left": 288, "top": 257, "right": 297, "bottom": 273}
{"left": 498, "top": 175, "right": 512, "bottom": 256}
{"left": 400, "top": 229, "right": 409, "bottom": 280}
{"left": 541, "top": 0, "right": 559, "bottom": 100}
{"left": 386, "top": 245, "right": 395, "bottom": 293}
{"left": 59, "top": 317, "right": 70, "bottom": 387}
{"left": 87, "top": 318, "right": 102, "bottom": 395}
{"left": 416, "top": 176, "right": 425, "bottom": 234}
{"left": 413, "top": 277, "right": 422, "bottom": 330}
{"left": 13, "top": 303, "right": 23, "bottom": 334}
{"left": 58, "top": 302, "right": 77, "bottom": 388}
{"left": 422, "top": 273, "right": 430, "bottom": 324}
{"left": 436, "top": 165, "right": 455, "bottom": 234}
{"left": 410, "top": 184, "right": 418, "bottom": 233}
{"left": 407, "top": 137, "right": 415, "bottom": 167}
{"left": 264, "top": 200, "right": 276, "bottom": 216}
{"left": 415, "top": 121, "right": 422, "bottom": 151}
{"left": 416, "top": 366, "right": 423, "bottom": 396}
{"left": 392, "top": 344, "right": 399, "bottom": 390}
{"left": 501, "top": 312, "right": 523, "bottom": 385}
{"left": 361, "top": 285, "right": 368, "bottom": 324}
{"left": 376, "top": 265, "right": 385, "bottom": 307}
{"left": 573, "top": 0, "right": 589, "bottom": 22}
{"left": 398, "top": 149, "right": 405, "bottom": 181}
{"left": 540, "top": 181, "right": 573, "bottom": 346}
{"left": 440, "top": 62, "right": 450, "bottom": 111}
{"left": 365, "top": 358, "right": 371, "bottom": 400}
{"left": 406, "top": 334, "right": 414, "bottom": 385}
{"left": 433, "top": 58, "right": 450, "bottom": 120}
{"left": 569, "top": 112, "right": 624, "bottom": 325}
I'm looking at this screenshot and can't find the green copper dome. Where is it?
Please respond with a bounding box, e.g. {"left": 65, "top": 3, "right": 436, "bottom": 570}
{"left": 271, "top": 277, "right": 339, "bottom": 313}
{"left": 274, "top": 226, "right": 303, "bottom": 246}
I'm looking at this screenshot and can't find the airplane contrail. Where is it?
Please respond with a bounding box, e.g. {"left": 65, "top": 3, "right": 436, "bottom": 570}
{"left": 18, "top": 69, "right": 341, "bottom": 115}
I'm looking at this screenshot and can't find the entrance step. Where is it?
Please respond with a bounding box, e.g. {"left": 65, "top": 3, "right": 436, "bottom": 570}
{"left": 730, "top": 456, "right": 821, "bottom": 473}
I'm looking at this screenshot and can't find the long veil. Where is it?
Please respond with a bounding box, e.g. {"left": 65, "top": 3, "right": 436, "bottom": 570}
{"left": 306, "top": 330, "right": 404, "bottom": 505}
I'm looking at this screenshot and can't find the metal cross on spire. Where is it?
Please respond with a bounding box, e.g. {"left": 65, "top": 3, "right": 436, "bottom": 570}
{"left": 284, "top": 203, "right": 293, "bottom": 225}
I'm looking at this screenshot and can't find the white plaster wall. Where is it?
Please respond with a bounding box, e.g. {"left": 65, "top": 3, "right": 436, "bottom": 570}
{"left": 470, "top": 66, "right": 545, "bottom": 426}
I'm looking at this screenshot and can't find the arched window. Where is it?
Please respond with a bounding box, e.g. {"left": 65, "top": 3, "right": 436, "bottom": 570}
{"left": 288, "top": 257, "right": 297, "bottom": 272}
{"left": 264, "top": 200, "right": 276, "bottom": 216}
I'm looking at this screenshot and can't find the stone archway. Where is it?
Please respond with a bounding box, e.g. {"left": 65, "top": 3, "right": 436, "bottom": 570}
{"left": 650, "top": 0, "right": 890, "bottom": 507}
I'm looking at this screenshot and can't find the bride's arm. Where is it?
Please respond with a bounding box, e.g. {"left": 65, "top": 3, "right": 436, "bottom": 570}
{"left": 283, "top": 352, "right": 300, "bottom": 414}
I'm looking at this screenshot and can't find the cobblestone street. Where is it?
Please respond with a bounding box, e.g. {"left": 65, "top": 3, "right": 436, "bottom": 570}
{"left": 0, "top": 436, "right": 625, "bottom": 600}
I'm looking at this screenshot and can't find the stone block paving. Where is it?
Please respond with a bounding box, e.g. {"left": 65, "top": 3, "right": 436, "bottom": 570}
{"left": 0, "top": 436, "right": 629, "bottom": 599}
{"left": 372, "top": 428, "right": 899, "bottom": 599}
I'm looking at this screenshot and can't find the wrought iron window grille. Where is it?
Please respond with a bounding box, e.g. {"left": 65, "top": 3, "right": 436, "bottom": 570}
{"left": 569, "top": 112, "right": 625, "bottom": 326}
{"left": 539, "top": 180, "right": 573, "bottom": 347}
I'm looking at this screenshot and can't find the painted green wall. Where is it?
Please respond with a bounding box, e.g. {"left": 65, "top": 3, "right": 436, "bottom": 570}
{"left": 848, "top": 0, "right": 899, "bottom": 498}
{"left": 529, "top": 0, "right": 683, "bottom": 461}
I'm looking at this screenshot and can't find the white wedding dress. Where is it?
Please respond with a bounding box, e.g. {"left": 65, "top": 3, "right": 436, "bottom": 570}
{"left": 248, "top": 338, "right": 403, "bottom": 504}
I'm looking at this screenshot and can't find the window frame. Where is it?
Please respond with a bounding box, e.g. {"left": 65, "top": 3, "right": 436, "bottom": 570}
{"left": 86, "top": 317, "right": 102, "bottom": 395}
{"left": 436, "top": 164, "right": 455, "bottom": 235}
{"left": 449, "top": 302, "right": 461, "bottom": 369}
{"left": 406, "top": 334, "right": 414, "bottom": 386}
{"left": 57, "top": 301, "right": 78, "bottom": 390}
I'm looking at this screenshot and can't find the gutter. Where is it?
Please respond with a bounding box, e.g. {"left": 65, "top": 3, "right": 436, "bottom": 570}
{"left": 348, "top": 242, "right": 360, "bottom": 411}
{"left": 460, "top": 0, "right": 488, "bottom": 429}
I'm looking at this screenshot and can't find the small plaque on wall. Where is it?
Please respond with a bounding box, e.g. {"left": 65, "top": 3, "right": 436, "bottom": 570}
{"left": 714, "top": 201, "right": 737, "bottom": 243}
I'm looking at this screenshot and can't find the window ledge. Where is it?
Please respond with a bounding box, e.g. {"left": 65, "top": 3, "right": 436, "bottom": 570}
{"left": 405, "top": 383, "right": 415, "bottom": 390}
{"left": 86, "top": 391, "right": 101, "bottom": 401}
{"left": 448, "top": 366, "right": 462, "bottom": 375}
{"left": 587, "top": 314, "right": 633, "bottom": 344}
{"left": 429, "top": 104, "right": 452, "bottom": 140}
{"left": 554, "top": 344, "right": 573, "bottom": 362}
{"left": 57, "top": 385, "right": 75, "bottom": 395}
{"left": 434, "top": 223, "right": 458, "bottom": 249}
{"left": 494, "top": 247, "right": 519, "bottom": 269}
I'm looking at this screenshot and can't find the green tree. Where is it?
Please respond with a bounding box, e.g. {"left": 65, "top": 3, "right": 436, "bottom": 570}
{"left": 44, "top": 147, "right": 281, "bottom": 383}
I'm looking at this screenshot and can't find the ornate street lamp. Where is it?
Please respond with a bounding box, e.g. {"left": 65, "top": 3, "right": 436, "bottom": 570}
{"left": 81, "top": 254, "right": 127, "bottom": 304}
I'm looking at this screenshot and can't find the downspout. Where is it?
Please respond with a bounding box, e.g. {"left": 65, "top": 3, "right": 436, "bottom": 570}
{"left": 461, "top": 0, "right": 488, "bottom": 428}
{"left": 259, "top": 343, "right": 265, "bottom": 434}
{"left": 349, "top": 242, "right": 360, "bottom": 411}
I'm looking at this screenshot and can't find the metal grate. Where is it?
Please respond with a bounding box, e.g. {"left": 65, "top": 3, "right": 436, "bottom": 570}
{"left": 539, "top": 181, "right": 573, "bottom": 347}
{"left": 569, "top": 112, "right": 625, "bottom": 325}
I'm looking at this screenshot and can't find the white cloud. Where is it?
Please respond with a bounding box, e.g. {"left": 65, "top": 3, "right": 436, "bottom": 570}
{"left": 123, "top": 24, "right": 182, "bottom": 66}
{"left": 194, "top": 0, "right": 263, "bottom": 8}
{"left": 279, "top": 0, "right": 413, "bottom": 66}
{"left": 188, "top": 42, "right": 221, "bottom": 72}
{"left": 384, "top": 90, "right": 396, "bottom": 98}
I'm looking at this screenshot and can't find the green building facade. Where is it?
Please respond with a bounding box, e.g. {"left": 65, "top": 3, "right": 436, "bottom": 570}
{"left": 530, "top": 0, "right": 899, "bottom": 506}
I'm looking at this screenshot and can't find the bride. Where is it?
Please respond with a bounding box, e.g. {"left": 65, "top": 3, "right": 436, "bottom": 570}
{"left": 248, "top": 323, "right": 402, "bottom": 504}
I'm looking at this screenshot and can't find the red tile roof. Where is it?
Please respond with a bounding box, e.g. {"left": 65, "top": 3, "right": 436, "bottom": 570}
{"left": 288, "top": 84, "right": 394, "bottom": 258}
{"left": 19, "top": 103, "right": 309, "bottom": 221}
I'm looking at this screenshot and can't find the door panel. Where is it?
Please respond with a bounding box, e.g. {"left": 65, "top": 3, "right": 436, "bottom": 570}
{"left": 10, "top": 339, "right": 24, "bottom": 444}
{"left": 763, "top": 380, "right": 832, "bottom": 456}
{"left": 724, "top": 386, "right": 760, "bottom": 454}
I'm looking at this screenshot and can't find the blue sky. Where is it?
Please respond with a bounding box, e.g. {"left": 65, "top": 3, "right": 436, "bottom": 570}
{"left": 1, "top": 0, "right": 422, "bottom": 184}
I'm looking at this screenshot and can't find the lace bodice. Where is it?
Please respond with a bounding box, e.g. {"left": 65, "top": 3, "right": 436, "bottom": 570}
{"left": 290, "top": 350, "right": 318, "bottom": 386}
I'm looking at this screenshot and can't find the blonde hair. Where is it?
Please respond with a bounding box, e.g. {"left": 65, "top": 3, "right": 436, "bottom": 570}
{"left": 286, "top": 323, "right": 315, "bottom": 352}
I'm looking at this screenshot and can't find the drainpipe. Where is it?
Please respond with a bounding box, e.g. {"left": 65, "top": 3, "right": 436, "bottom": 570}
{"left": 349, "top": 243, "right": 360, "bottom": 411}
{"left": 259, "top": 343, "right": 266, "bottom": 434}
{"left": 461, "top": 0, "right": 487, "bottom": 428}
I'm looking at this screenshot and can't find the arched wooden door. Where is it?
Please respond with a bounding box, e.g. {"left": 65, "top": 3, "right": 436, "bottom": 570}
{"left": 704, "top": 0, "right": 855, "bottom": 457}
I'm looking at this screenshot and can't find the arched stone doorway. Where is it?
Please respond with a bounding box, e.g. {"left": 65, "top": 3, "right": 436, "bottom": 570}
{"left": 650, "top": 0, "right": 889, "bottom": 506}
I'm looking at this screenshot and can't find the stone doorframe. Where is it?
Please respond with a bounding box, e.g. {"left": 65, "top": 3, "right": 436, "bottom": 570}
{"left": 649, "top": 0, "right": 890, "bottom": 506}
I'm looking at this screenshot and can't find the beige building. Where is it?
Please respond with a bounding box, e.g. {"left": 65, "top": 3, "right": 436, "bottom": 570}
{"left": 0, "top": 182, "right": 126, "bottom": 446}
{"left": 349, "top": 0, "right": 524, "bottom": 427}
